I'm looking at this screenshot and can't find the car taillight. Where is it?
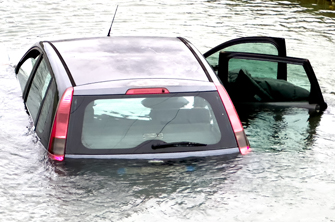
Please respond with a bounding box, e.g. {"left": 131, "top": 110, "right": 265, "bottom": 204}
{"left": 215, "top": 84, "right": 250, "bottom": 154}
{"left": 48, "top": 87, "right": 74, "bottom": 161}
{"left": 126, "top": 88, "right": 170, "bottom": 95}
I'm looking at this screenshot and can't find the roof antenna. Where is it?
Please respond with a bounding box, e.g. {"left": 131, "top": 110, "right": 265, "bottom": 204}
{"left": 107, "top": 5, "right": 119, "bottom": 37}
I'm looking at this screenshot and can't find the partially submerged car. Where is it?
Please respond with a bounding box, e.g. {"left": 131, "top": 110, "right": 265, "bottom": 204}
{"left": 15, "top": 36, "right": 326, "bottom": 161}
{"left": 15, "top": 36, "right": 250, "bottom": 161}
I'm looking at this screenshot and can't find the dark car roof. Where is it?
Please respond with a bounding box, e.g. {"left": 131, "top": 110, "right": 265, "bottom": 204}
{"left": 49, "top": 37, "right": 209, "bottom": 86}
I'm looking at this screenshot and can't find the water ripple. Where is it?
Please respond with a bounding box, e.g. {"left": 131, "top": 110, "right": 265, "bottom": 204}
{"left": 1, "top": 0, "right": 335, "bottom": 221}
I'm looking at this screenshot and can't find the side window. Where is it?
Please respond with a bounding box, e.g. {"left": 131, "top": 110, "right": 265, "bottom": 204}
{"left": 16, "top": 50, "right": 41, "bottom": 93}
{"left": 287, "top": 64, "right": 310, "bottom": 91}
{"left": 26, "top": 58, "right": 52, "bottom": 123}
{"left": 225, "top": 58, "right": 310, "bottom": 103}
{"left": 206, "top": 43, "right": 279, "bottom": 72}
{"left": 228, "top": 58, "right": 278, "bottom": 80}
{"left": 223, "top": 43, "right": 279, "bottom": 54}
{"left": 36, "top": 80, "right": 58, "bottom": 147}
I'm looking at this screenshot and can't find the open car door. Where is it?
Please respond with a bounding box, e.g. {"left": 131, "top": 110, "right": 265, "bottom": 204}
{"left": 204, "top": 36, "right": 287, "bottom": 71}
{"left": 204, "top": 37, "right": 327, "bottom": 112}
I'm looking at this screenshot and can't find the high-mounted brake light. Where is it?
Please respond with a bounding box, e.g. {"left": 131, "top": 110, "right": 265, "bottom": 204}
{"left": 126, "top": 88, "right": 170, "bottom": 95}
{"left": 48, "top": 87, "right": 74, "bottom": 161}
{"left": 215, "top": 84, "right": 250, "bottom": 155}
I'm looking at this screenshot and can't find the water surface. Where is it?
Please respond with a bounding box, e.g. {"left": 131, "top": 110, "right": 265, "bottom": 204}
{"left": 1, "top": 0, "right": 335, "bottom": 221}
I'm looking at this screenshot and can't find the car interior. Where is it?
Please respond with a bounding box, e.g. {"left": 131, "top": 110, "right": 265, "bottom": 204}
{"left": 221, "top": 69, "right": 310, "bottom": 103}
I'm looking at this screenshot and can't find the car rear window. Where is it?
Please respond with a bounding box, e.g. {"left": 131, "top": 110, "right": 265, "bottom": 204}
{"left": 66, "top": 91, "right": 237, "bottom": 155}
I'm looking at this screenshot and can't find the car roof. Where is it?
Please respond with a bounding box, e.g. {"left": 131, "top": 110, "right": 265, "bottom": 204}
{"left": 48, "top": 37, "right": 210, "bottom": 86}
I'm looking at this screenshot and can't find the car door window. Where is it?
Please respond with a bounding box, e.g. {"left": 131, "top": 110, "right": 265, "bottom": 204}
{"left": 223, "top": 43, "right": 279, "bottom": 54}
{"left": 228, "top": 58, "right": 278, "bottom": 80}
{"left": 204, "top": 37, "right": 286, "bottom": 73}
{"left": 16, "top": 50, "right": 41, "bottom": 93}
{"left": 225, "top": 58, "right": 310, "bottom": 102}
{"left": 36, "top": 80, "right": 57, "bottom": 147}
{"left": 287, "top": 64, "right": 310, "bottom": 91}
{"left": 216, "top": 52, "right": 330, "bottom": 112}
{"left": 26, "top": 58, "right": 52, "bottom": 123}
{"left": 207, "top": 43, "right": 280, "bottom": 69}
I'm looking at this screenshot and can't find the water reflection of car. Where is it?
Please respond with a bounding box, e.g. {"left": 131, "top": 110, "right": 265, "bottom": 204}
{"left": 15, "top": 37, "right": 250, "bottom": 161}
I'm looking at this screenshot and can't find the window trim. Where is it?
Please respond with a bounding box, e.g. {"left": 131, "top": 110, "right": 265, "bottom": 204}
{"left": 15, "top": 47, "right": 42, "bottom": 74}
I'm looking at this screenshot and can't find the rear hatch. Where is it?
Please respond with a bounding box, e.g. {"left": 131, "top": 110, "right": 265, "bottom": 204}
{"left": 64, "top": 81, "right": 242, "bottom": 159}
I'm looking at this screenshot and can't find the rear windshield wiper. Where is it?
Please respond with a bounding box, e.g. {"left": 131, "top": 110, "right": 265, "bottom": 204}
{"left": 152, "top": 142, "right": 207, "bottom": 150}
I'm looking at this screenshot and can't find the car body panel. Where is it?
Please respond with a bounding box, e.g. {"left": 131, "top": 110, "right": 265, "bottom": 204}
{"left": 49, "top": 37, "right": 211, "bottom": 86}
{"left": 42, "top": 42, "right": 73, "bottom": 98}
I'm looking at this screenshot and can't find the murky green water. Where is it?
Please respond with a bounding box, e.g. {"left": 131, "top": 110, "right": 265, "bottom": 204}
{"left": 1, "top": 0, "right": 335, "bottom": 221}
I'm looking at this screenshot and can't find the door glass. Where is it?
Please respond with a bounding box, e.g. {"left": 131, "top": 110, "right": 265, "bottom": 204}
{"left": 26, "top": 58, "right": 52, "bottom": 122}
{"left": 228, "top": 58, "right": 278, "bottom": 80}
{"left": 287, "top": 64, "right": 310, "bottom": 91}
{"left": 206, "top": 43, "right": 279, "bottom": 73}
{"left": 226, "top": 58, "right": 310, "bottom": 103}
{"left": 224, "top": 43, "right": 278, "bottom": 54}
{"left": 17, "top": 54, "right": 40, "bottom": 92}
{"left": 36, "top": 80, "right": 57, "bottom": 147}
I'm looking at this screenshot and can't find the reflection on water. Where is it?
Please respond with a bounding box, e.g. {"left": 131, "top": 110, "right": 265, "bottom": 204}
{"left": 239, "top": 107, "right": 322, "bottom": 152}
{"left": 1, "top": 0, "right": 335, "bottom": 221}
{"left": 45, "top": 155, "right": 242, "bottom": 221}
{"left": 298, "top": 0, "right": 335, "bottom": 11}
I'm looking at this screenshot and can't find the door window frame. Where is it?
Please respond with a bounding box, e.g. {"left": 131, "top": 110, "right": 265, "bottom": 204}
{"left": 15, "top": 48, "right": 43, "bottom": 100}
{"left": 203, "top": 36, "right": 287, "bottom": 58}
{"left": 204, "top": 37, "right": 288, "bottom": 80}
{"left": 218, "top": 51, "right": 327, "bottom": 111}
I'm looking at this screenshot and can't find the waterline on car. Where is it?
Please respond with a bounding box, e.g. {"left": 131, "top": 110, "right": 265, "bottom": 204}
{"left": 65, "top": 148, "right": 240, "bottom": 159}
